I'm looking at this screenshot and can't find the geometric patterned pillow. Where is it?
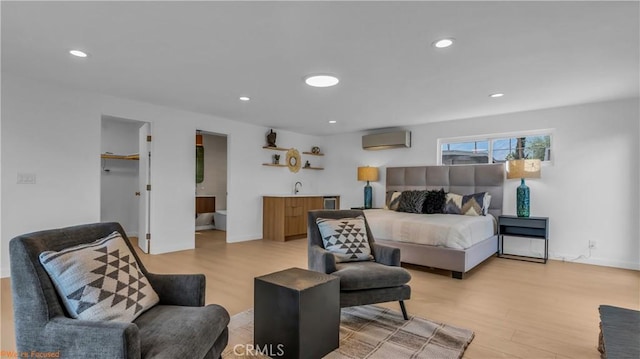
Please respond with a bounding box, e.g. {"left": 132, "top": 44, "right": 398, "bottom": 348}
{"left": 316, "top": 216, "right": 373, "bottom": 263}
{"left": 39, "top": 231, "right": 159, "bottom": 323}
{"left": 397, "top": 190, "right": 427, "bottom": 214}
{"left": 385, "top": 191, "right": 402, "bottom": 211}
{"left": 443, "top": 193, "right": 464, "bottom": 215}
{"left": 444, "top": 192, "right": 489, "bottom": 216}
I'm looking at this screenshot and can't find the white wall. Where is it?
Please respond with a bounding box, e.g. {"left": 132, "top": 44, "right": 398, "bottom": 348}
{"left": 1, "top": 73, "right": 324, "bottom": 277}
{"left": 100, "top": 117, "right": 143, "bottom": 236}
{"left": 2, "top": 72, "right": 637, "bottom": 277}
{"left": 321, "top": 98, "right": 640, "bottom": 270}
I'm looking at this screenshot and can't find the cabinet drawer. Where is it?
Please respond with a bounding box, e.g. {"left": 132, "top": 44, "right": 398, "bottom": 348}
{"left": 500, "top": 217, "right": 547, "bottom": 229}
{"left": 285, "top": 206, "right": 303, "bottom": 217}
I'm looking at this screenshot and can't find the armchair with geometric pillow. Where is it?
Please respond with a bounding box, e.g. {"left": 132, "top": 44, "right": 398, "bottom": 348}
{"left": 307, "top": 210, "right": 412, "bottom": 319}
{"left": 9, "top": 222, "right": 229, "bottom": 359}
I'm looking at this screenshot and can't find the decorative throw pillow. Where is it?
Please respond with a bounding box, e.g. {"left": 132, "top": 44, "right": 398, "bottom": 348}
{"left": 423, "top": 188, "right": 447, "bottom": 214}
{"left": 444, "top": 192, "right": 490, "bottom": 216}
{"left": 316, "top": 216, "right": 373, "bottom": 262}
{"left": 39, "top": 231, "right": 159, "bottom": 323}
{"left": 443, "top": 193, "right": 463, "bottom": 215}
{"left": 385, "top": 191, "right": 402, "bottom": 211}
{"left": 483, "top": 194, "right": 492, "bottom": 215}
{"left": 397, "top": 190, "right": 427, "bottom": 214}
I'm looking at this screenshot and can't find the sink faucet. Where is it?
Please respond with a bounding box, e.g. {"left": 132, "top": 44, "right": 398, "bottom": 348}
{"left": 294, "top": 181, "right": 302, "bottom": 195}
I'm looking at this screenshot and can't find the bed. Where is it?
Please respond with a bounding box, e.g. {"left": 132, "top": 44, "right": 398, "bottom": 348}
{"left": 370, "top": 164, "right": 504, "bottom": 279}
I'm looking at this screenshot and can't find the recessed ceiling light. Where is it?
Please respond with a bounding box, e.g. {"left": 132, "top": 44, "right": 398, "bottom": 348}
{"left": 329, "top": 120, "right": 337, "bottom": 124}
{"left": 239, "top": 96, "right": 250, "bottom": 101}
{"left": 305, "top": 74, "right": 339, "bottom": 88}
{"left": 432, "top": 38, "right": 454, "bottom": 49}
{"left": 69, "top": 50, "right": 88, "bottom": 58}
{"left": 489, "top": 93, "right": 505, "bottom": 98}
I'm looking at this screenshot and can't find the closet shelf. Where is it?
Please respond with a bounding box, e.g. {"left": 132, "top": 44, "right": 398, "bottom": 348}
{"left": 101, "top": 154, "right": 140, "bottom": 160}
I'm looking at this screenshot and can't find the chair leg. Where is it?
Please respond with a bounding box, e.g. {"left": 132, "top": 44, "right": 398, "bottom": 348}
{"left": 399, "top": 300, "right": 408, "bottom": 320}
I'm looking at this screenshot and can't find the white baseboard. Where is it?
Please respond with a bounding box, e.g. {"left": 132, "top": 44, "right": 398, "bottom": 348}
{"left": 195, "top": 225, "right": 215, "bottom": 231}
{"left": 550, "top": 253, "right": 640, "bottom": 271}
{"left": 1, "top": 265, "right": 10, "bottom": 278}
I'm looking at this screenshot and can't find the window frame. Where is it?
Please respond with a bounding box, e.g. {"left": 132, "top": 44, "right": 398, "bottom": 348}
{"left": 437, "top": 129, "right": 554, "bottom": 166}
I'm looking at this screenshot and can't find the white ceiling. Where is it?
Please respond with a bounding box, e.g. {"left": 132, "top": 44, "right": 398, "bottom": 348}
{"left": 2, "top": 1, "right": 638, "bottom": 135}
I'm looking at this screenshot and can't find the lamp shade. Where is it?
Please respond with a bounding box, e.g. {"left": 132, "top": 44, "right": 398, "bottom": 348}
{"left": 506, "top": 159, "right": 541, "bottom": 179}
{"left": 357, "top": 167, "right": 379, "bottom": 182}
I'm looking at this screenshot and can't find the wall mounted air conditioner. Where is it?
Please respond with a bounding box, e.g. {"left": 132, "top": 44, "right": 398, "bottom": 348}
{"left": 362, "top": 131, "right": 411, "bottom": 150}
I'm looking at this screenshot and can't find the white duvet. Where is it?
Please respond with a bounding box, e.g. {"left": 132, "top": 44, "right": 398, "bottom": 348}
{"left": 364, "top": 209, "right": 496, "bottom": 250}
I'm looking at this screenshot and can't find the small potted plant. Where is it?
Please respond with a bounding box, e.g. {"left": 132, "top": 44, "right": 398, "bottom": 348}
{"left": 273, "top": 154, "right": 280, "bottom": 164}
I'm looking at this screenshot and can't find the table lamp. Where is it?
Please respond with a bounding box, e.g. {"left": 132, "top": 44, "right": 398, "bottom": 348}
{"left": 357, "top": 166, "right": 379, "bottom": 209}
{"left": 506, "top": 159, "right": 541, "bottom": 217}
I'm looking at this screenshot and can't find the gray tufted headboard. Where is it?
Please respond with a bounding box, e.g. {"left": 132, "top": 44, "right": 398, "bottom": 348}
{"left": 386, "top": 164, "right": 505, "bottom": 218}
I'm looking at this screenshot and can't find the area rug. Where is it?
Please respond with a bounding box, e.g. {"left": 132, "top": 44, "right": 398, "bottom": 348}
{"left": 222, "top": 305, "right": 474, "bottom": 358}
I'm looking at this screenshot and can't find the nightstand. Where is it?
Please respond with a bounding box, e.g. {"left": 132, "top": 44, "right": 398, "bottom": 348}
{"left": 498, "top": 215, "right": 549, "bottom": 263}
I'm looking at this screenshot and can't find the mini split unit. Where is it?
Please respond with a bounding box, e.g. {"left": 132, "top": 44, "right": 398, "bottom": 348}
{"left": 362, "top": 131, "right": 411, "bottom": 150}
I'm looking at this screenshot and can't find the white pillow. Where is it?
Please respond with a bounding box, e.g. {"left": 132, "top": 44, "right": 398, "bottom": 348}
{"left": 39, "top": 231, "right": 159, "bottom": 323}
{"left": 316, "top": 216, "right": 373, "bottom": 262}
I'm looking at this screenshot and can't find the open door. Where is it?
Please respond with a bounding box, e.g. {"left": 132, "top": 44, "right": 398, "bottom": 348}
{"left": 138, "top": 123, "right": 151, "bottom": 253}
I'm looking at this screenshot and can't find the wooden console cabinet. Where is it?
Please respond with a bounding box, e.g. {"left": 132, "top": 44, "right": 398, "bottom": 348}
{"left": 263, "top": 196, "right": 340, "bottom": 241}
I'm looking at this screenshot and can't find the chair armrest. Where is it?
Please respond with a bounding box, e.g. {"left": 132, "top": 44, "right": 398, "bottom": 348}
{"left": 40, "top": 316, "right": 139, "bottom": 358}
{"left": 308, "top": 245, "right": 337, "bottom": 274}
{"left": 146, "top": 273, "right": 205, "bottom": 306}
{"left": 372, "top": 243, "right": 401, "bottom": 266}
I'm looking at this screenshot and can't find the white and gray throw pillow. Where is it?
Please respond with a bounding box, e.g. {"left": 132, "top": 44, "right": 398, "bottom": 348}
{"left": 39, "top": 231, "right": 159, "bottom": 323}
{"left": 444, "top": 192, "right": 490, "bottom": 216}
{"left": 316, "top": 216, "right": 373, "bottom": 262}
{"left": 385, "top": 191, "right": 402, "bottom": 211}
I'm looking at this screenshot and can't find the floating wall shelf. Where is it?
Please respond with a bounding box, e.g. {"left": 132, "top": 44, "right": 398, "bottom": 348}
{"left": 262, "top": 146, "right": 289, "bottom": 151}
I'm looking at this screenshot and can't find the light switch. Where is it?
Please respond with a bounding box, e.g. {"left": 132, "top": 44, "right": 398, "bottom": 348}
{"left": 17, "top": 173, "right": 36, "bottom": 184}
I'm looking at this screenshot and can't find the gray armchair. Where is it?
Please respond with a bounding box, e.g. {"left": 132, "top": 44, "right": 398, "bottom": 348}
{"left": 307, "top": 210, "right": 411, "bottom": 319}
{"left": 9, "top": 222, "right": 229, "bottom": 359}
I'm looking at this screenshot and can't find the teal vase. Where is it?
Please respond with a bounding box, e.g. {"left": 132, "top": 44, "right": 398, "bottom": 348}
{"left": 364, "top": 182, "right": 372, "bottom": 209}
{"left": 516, "top": 178, "right": 530, "bottom": 217}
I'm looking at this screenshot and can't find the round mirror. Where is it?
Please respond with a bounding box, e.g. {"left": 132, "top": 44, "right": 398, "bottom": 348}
{"left": 286, "top": 148, "right": 301, "bottom": 173}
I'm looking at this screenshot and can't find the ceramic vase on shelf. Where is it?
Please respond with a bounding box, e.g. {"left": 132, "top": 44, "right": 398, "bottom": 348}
{"left": 267, "top": 129, "right": 277, "bottom": 147}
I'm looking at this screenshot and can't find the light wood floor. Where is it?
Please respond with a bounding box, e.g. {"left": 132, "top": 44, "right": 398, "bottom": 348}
{"left": 2, "top": 230, "right": 638, "bottom": 358}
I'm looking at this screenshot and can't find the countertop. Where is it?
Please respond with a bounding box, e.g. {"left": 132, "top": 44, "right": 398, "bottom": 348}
{"left": 262, "top": 194, "right": 340, "bottom": 197}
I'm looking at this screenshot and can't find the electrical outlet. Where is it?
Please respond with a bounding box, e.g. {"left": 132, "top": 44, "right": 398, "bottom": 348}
{"left": 589, "top": 240, "right": 597, "bottom": 249}
{"left": 17, "top": 173, "right": 36, "bottom": 184}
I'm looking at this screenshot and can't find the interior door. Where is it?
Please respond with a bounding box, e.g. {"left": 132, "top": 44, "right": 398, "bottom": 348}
{"left": 138, "top": 123, "right": 151, "bottom": 253}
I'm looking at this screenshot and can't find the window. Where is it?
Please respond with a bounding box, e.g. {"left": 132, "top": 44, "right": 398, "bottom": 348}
{"left": 439, "top": 132, "right": 552, "bottom": 165}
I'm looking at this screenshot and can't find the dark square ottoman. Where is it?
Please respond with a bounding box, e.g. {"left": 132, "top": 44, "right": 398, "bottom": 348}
{"left": 254, "top": 267, "right": 340, "bottom": 359}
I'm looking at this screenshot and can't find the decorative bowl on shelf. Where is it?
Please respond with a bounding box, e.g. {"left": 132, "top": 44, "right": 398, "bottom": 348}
{"left": 311, "top": 146, "right": 321, "bottom": 154}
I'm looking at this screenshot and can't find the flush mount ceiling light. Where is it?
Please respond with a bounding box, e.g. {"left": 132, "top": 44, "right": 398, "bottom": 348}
{"left": 329, "top": 120, "right": 337, "bottom": 124}
{"left": 489, "top": 93, "right": 505, "bottom": 98}
{"left": 69, "top": 49, "right": 88, "bottom": 58}
{"left": 432, "top": 38, "right": 454, "bottom": 49}
{"left": 239, "top": 96, "right": 250, "bottom": 101}
{"left": 304, "top": 74, "right": 339, "bottom": 88}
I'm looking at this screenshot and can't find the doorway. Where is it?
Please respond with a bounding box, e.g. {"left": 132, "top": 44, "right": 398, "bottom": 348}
{"left": 100, "top": 115, "right": 151, "bottom": 253}
{"left": 195, "top": 131, "right": 228, "bottom": 242}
